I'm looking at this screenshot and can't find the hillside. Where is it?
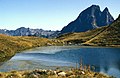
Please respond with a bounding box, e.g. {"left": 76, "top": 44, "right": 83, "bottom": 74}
{"left": 85, "top": 15, "right": 120, "bottom": 46}
{"left": 58, "top": 15, "right": 120, "bottom": 47}
{"left": 58, "top": 26, "right": 107, "bottom": 45}
{"left": 0, "top": 34, "right": 63, "bottom": 62}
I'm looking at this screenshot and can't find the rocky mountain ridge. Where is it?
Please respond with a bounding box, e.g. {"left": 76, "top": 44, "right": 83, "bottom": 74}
{"left": 0, "top": 27, "right": 60, "bottom": 38}
{"left": 61, "top": 5, "right": 114, "bottom": 34}
{"left": 58, "top": 14, "right": 120, "bottom": 47}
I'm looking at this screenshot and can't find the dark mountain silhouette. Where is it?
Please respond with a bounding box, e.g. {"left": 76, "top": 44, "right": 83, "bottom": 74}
{"left": 61, "top": 5, "right": 114, "bottom": 34}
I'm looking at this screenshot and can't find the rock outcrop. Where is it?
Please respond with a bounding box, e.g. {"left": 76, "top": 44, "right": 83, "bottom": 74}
{"left": 61, "top": 5, "right": 114, "bottom": 34}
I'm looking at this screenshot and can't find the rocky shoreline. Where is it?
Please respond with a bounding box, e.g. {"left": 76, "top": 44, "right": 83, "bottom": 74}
{"left": 0, "top": 68, "right": 114, "bottom": 78}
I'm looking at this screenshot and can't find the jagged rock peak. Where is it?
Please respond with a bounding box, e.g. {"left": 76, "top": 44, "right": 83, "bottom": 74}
{"left": 116, "top": 14, "right": 120, "bottom": 20}
{"left": 90, "top": 5, "right": 100, "bottom": 9}
{"left": 60, "top": 5, "right": 114, "bottom": 34}
{"left": 103, "top": 7, "right": 109, "bottom": 12}
{"left": 81, "top": 5, "right": 101, "bottom": 14}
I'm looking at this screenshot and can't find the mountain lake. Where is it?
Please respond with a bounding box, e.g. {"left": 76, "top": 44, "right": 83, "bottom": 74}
{"left": 0, "top": 46, "right": 120, "bottom": 78}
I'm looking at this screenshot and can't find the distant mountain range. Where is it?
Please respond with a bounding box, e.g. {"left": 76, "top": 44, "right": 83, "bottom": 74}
{"left": 0, "top": 27, "right": 60, "bottom": 38}
{"left": 61, "top": 5, "right": 114, "bottom": 34}
{"left": 0, "top": 5, "right": 115, "bottom": 38}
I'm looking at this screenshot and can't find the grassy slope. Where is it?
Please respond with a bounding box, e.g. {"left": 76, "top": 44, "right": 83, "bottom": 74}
{"left": 57, "top": 15, "right": 120, "bottom": 47}
{"left": 86, "top": 16, "right": 120, "bottom": 47}
{"left": 0, "top": 34, "right": 63, "bottom": 60}
{"left": 57, "top": 26, "right": 107, "bottom": 45}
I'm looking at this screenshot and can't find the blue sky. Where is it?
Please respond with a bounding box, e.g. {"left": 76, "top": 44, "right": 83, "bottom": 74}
{"left": 0, "top": 0, "right": 120, "bottom": 30}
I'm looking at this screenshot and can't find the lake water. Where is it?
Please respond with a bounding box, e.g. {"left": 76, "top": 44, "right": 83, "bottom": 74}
{"left": 0, "top": 46, "right": 120, "bottom": 77}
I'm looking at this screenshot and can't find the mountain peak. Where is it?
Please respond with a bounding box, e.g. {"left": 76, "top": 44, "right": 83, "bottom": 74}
{"left": 103, "top": 7, "right": 109, "bottom": 12}
{"left": 88, "top": 5, "right": 100, "bottom": 11}
{"left": 61, "top": 5, "right": 114, "bottom": 34}
{"left": 114, "top": 14, "right": 120, "bottom": 22}
{"left": 91, "top": 5, "right": 100, "bottom": 8}
{"left": 117, "top": 14, "right": 120, "bottom": 19}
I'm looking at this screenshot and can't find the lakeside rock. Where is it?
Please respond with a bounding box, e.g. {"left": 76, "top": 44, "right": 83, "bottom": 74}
{"left": 0, "top": 69, "right": 114, "bottom": 78}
